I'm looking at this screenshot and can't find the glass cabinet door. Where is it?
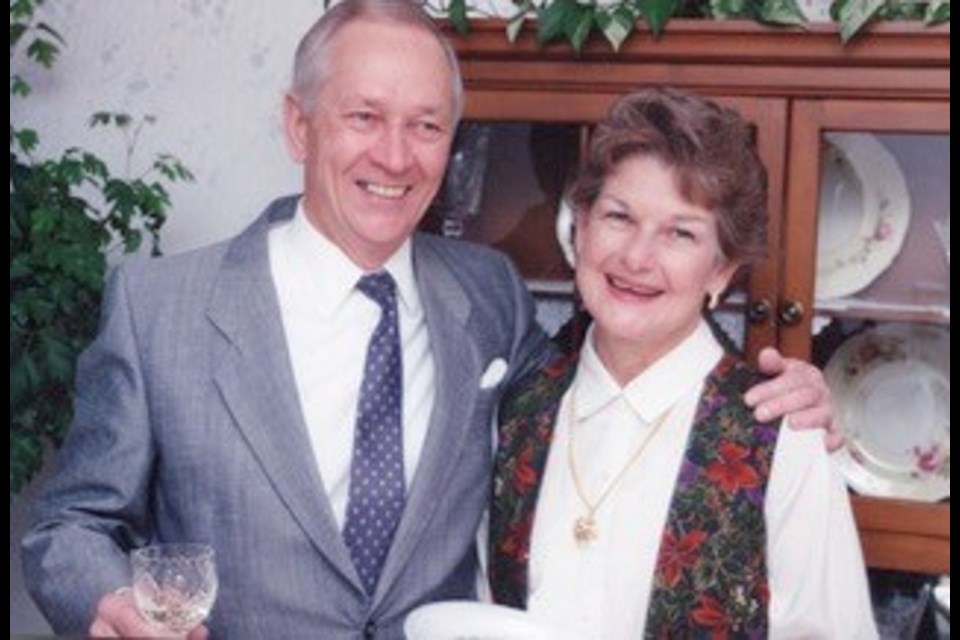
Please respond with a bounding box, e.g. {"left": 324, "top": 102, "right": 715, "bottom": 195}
{"left": 785, "top": 100, "right": 950, "bottom": 574}
{"left": 813, "top": 131, "right": 950, "bottom": 503}
{"left": 425, "top": 121, "right": 580, "bottom": 284}
{"left": 421, "top": 121, "right": 582, "bottom": 337}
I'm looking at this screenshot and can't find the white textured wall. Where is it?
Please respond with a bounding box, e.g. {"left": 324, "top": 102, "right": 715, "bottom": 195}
{"left": 12, "top": 0, "right": 326, "bottom": 256}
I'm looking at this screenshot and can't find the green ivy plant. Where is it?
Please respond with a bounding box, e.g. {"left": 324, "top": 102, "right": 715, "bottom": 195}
{"left": 10, "top": 0, "right": 194, "bottom": 495}
{"left": 429, "top": 0, "right": 950, "bottom": 51}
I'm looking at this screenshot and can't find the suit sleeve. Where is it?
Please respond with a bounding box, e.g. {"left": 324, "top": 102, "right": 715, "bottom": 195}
{"left": 21, "top": 263, "right": 154, "bottom": 633}
{"left": 501, "top": 255, "right": 554, "bottom": 388}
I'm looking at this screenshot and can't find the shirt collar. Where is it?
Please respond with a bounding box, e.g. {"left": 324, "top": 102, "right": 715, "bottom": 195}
{"left": 575, "top": 321, "right": 723, "bottom": 423}
{"left": 281, "top": 200, "right": 420, "bottom": 318}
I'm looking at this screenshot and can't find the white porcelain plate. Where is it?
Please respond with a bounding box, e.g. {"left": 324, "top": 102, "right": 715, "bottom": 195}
{"left": 555, "top": 199, "right": 576, "bottom": 268}
{"left": 825, "top": 324, "right": 950, "bottom": 501}
{"left": 934, "top": 577, "right": 950, "bottom": 615}
{"left": 815, "top": 133, "right": 911, "bottom": 300}
{"left": 405, "top": 601, "right": 557, "bottom": 640}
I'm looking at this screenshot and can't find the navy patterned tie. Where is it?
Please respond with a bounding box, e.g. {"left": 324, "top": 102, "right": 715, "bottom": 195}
{"left": 343, "top": 271, "right": 405, "bottom": 595}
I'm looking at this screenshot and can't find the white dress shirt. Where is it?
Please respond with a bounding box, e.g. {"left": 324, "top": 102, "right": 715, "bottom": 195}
{"left": 527, "top": 322, "right": 877, "bottom": 639}
{"left": 268, "top": 201, "right": 435, "bottom": 530}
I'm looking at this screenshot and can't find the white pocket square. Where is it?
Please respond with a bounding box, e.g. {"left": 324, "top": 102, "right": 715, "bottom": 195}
{"left": 479, "top": 358, "right": 508, "bottom": 389}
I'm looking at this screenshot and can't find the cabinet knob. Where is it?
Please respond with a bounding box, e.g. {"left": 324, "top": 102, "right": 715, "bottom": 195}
{"left": 746, "top": 299, "right": 771, "bottom": 324}
{"left": 778, "top": 300, "right": 805, "bottom": 326}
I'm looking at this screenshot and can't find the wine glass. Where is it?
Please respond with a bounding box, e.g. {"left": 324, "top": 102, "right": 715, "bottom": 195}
{"left": 131, "top": 543, "right": 218, "bottom": 634}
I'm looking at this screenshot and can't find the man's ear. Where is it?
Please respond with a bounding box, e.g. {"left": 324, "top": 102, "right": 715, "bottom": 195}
{"left": 282, "top": 93, "right": 309, "bottom": 163}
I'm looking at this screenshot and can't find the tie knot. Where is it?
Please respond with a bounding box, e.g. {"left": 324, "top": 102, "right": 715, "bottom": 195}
{"left": 357, "top": 271, "right": 397, "bottom": 310}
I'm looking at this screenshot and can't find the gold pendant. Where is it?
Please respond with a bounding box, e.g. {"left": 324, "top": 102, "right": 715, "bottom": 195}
{"left": 574, "top": 515, "right": 597, "bottom": 545}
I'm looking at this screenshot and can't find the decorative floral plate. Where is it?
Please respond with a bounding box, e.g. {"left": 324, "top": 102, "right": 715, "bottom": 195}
{"left": 825, "top": 324, "right": 950, "bottom": 501}
{"left": 815, "top": 133, "right": 911, "bottom": 300}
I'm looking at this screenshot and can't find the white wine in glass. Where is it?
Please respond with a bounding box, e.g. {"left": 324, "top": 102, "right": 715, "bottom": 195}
{"left": 131, "top": 543, "right": 218, "bottom": 634}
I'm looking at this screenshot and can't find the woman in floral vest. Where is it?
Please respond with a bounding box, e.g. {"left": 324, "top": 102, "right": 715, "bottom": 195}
{"left": 488, "top": 87, "right": 877, "bottom": 639}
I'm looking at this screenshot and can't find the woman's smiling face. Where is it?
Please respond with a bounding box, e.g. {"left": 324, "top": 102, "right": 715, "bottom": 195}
{"left": 575, "top": 154, "right": 737, "bottom": 375}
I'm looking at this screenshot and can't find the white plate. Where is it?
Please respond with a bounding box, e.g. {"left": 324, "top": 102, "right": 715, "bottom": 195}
{"left": 933, "top": 576, "right": 950, "bottom": 615}
{"left": 405, "top": 601, "right": 557, "bottom": 640}
{"left": 815, "top": 133, "right": 911, "bottom": 300}
{"left": 555, "top": 199, "right": 576, "bottom": 268}
{"left": 825, "top": 324, "right": 950, "bottom": 501}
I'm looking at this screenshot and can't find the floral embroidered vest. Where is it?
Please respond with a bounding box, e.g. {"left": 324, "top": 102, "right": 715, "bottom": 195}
{"left": 489, "top": 351, "right": 781, "bottom": 638}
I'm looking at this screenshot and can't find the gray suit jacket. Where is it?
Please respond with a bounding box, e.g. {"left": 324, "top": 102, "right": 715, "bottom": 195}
{"left": 22, "top": 195, "right": 552, "bottom": 639}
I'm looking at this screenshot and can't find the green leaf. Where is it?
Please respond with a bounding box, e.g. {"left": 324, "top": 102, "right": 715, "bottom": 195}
{"left": 89, "top": 112, "right": 112, "bottom": 127}
{"left": 925, "top": 0, "right": 950, "bottom": 23}
{"left": 9, "top": 357, "right": 34, "bottom": 413}
{"left": 639, "top": 0, "right": 680, "bottom": 38}
{"left": 26, "top": 37, "right": 59, "bottom": 68}
{"left": 122, "top": 229, "right": 143, "bottom": 253}
{"left": 81, "top": 152, "right": 109, "bottom": 180}
{"left": 448, "top": 0, "right": 470, "bottom": 34}
{"left": 88, "top": 111, "right": 134, "bottom": 129}
{"left": 837, "top": 0, "right": 885, "bottom": 43}
{"left": 566, "top": 5, "right": 596, "bottom": 52}
{"left": 537, "top": 0, "right": 575, "bottom": 44}
{"left": 14, "top": 128, "right": 39, "bottom": 153}
{"left": 10, "top": 23, "right": 28, "bottom": 49}
{"left": 154, "top": 154, "right": 195, "bottom": 182}
{"left": 10, "top": 0, "right": 36, "bottom": 22}
{"left": 39, "top": 333, "right": 75, "bottom": 384}
{"left": 505, "top": 0, "right": 533, "bottom": 42}
{"left": 710, "top": 0, "right": 749, "bottom": 18}
{"left": 11, "top": 74, "right": 32, "bottom": 98}
{"left": 760, "top": 0, "right": 807, "bottom": 25}
{"left": 10, "top": 431, "right": 45, "bottom": 496}
{"left": 600, "top": 6, "right": 639, "bottom": 51}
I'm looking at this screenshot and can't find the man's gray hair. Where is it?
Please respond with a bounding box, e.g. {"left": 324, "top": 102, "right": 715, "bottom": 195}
{"left": 291, "top": 0, "right": 464, "bottom": 122}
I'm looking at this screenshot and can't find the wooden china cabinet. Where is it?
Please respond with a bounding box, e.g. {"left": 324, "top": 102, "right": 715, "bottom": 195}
{"left": 437, "top": 19, "right": 950, "bottom": 575}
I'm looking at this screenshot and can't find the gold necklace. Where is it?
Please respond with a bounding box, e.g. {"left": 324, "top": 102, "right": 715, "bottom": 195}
{"left": 567, "top": 382, "right": 673, "bottom": 546}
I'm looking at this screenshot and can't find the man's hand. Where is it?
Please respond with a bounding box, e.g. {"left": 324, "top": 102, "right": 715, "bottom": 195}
{"left": 89, "top": 588, "right": 209, "bottom": 639}
{"left": 745, "top": 346, "right": 842, "bottom": 451}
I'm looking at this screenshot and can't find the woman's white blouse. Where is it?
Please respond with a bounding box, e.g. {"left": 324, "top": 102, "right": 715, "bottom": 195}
{"left": 527, "top": 322, "right": 877, "bottom": 639}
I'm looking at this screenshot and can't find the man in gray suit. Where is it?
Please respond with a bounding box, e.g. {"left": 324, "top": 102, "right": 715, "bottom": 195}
{"left": 21, "top": 1, "right": 833, "bottom": 638}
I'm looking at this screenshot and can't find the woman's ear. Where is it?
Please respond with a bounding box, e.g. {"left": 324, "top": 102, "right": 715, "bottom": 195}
{"left": 708, "top": 261, "right": 740, "bottom": 308}
{"left": 708, "top": 290, "right": 721, "bottom": 310}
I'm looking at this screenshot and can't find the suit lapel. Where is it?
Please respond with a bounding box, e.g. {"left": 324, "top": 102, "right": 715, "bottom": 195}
{"left": 206, "top": 198, "right": 359, "bottom": 589}
{"left": 374, "top": 238, "right": 481, "bottom": 599}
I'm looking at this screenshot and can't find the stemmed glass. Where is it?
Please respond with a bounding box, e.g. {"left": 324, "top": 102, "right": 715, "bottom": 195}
{"left": 131, "top": 543, "right": 218, "bottom": 635}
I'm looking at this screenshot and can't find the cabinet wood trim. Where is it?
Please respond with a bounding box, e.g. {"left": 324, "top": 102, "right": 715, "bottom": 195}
{"left": 445, "top": 20, "right": 950, "bottom": 101}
